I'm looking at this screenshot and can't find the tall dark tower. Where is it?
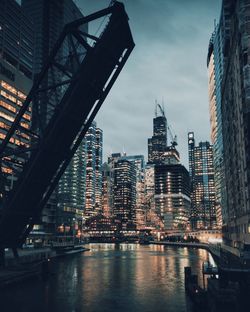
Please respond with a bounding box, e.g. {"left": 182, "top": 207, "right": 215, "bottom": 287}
{"left": 22, "top": 0, "right": 85, "bottom": 235}
{"left": 148, "top": 103, "right": 167, "bottom": 163}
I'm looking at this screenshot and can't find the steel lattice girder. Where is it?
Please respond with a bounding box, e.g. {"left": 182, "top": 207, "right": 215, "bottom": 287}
{"left": 0, "top": 2, "right": 134, "bottom": 248}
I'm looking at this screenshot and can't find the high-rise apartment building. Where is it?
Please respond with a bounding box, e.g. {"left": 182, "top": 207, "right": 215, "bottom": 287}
{"left": 188, "top": 132, "right": 216, "bottom": 230}
{"left": 95, "top": 127, "right": 103, "bottom": 212}
{"left": 144, "top": 164, "right": 157, "bottom": 228}
{"left": 57, "top": 139, "right": 86, "bottom": 233}
{"left": 120, "top": 154, "right": 145, "bottom": 229}
{"left": 0, "top": 0, "right": 33, "bottom": 195}
{"left": 113, "top": 159, "right": 136, "bottom": 230}
{"left": 211, "top": 0, "right": 250, "bottom": 250}
{"left": 154, "top": 147, "right": 190, "bottom": 231}
{"left": 104, "top": 153, "right": 143, "bottom": 229}
{"left": 102, "top": 162, "right": 113, "bottom": 217}
{"left": 84, "top": 121, "right": 103, "bottom": 218}
{"left": 207, "top": 6, "right": 231, "bottom": 228}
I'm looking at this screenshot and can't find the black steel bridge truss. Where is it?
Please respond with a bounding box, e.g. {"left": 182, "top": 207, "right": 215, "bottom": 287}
{"left": 0, "top": 2, "right": 134, "bottom": 255}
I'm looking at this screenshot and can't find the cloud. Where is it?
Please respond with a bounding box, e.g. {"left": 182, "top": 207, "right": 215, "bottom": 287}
{"left": 79, "top": 0, "right": 221, "bottom": 167}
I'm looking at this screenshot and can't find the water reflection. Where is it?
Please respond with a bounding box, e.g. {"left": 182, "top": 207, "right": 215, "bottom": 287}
{"left": 0, "top": 244, "right": 211, "bottom": 312}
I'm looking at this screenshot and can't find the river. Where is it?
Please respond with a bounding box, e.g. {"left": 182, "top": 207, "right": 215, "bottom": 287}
{"left": 0, "top": 243, "right": 214, "bottom": 312}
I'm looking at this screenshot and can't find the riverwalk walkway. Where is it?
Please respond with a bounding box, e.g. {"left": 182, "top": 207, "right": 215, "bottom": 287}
{"left": 151, "top": 241, "right": 209, "bottom": 250}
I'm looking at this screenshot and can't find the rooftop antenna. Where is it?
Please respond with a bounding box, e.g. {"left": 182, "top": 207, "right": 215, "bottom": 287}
{"left": 155, "top": 99, "right": 158, "bottom": 117}
{"left": 122, "top": 146, "right": 126, "bottom": 156}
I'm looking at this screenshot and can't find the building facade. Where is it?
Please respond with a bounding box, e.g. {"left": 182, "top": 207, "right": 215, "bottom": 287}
{"left": 215, "top": 0, "right": 250, "bottom": 249}
{"left": 84, "top": 121, "right": 103, "bottom": 219}
{"left": 102, "top": 162, "right": 113, "bottom": 217}
{"left": 113, "top": 159, "right": 136, "bottom": 230}
{"left": 188, "top": 132, "right": 216, "bottom": 230}
{"left": 57, "top": 139, "right": 86, "bottom": 234}
{"left": 207, "top": 6, "right": 231, "bottom": 228}
{"left": 120, "top": 154, "right": 145, "bottom": 229}
{"left": 0, "top": 0, "right": 33, "bottom": 197}
{"left": 22, "top": 0, "right": 85, "bottom": 234}
{"left": 154, "top": 147, "right": 190, "bottom": 232}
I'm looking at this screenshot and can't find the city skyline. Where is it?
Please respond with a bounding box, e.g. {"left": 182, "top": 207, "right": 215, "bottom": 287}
{"left": 79, "top": 0, "right": 222, "bottom": 167}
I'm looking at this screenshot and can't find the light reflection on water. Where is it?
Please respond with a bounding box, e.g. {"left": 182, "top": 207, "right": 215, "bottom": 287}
{"left": 0, "top": 244, "right": 211, "bottom": 312}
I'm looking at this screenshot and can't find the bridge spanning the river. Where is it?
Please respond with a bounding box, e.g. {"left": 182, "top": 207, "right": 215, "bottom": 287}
{"left": 0, "top": 2, "right": 134, "bottom": 265}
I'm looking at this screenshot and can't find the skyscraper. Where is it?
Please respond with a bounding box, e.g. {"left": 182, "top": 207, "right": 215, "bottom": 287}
{"left": 212, "top": 0, "right": 250, "bottom": 250}
{"left": 207, "top": 7, "right": 231, "bottom": 228}
{"left": 120, "top": 154, "right": 145, "bottom": 229}
{"left": 102, "top": 162, "right": 113, "bottom": 217}
{"left": 188, "top": 132, "right": 216, "bottom": 230}
{"left": 113, "top": 159, "right": 136, "bottom": 230}
{"left": 57, "top": 139, "right": 86, "bottom": 233}
{"left": 84, "top": 121, "right": 103, "bottom": 218}
{"left": 22, "top": 0, "right": 85, "bottom": 234}
{"left": 95, "top": 127, "right": 103, "bottom": 213}
{"left": 154, "top": 147, "right": 190, "bottom": 231}
{"left": 0, "top": 0, "right": 33, "bottom": 195}
{"left": 148, "top": 104, "right": 167, "bottom": 163}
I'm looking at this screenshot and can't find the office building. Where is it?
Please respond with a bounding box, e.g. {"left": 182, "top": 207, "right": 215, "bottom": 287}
{"left": 84, "top": 121, "right": 103, "bottom": 218}
{"left": 57, "top": 139, "right": 86, "bottom": 233}
{"left": 102, "top": 162, "right": 113, "bottom": 217}
{"left": 113, "top": 158, "right": 136, "bottom": 230}
{"left": 120, "top": 154, "right": 145, "bottom": 229}
{"left": 0, "top": 0, "right": 33, "bottom": 195}
{"left": 22, "top": 0, "right": 85, "bottom": 234}
{"left": 213, "top": 0, "right": 250, "bottom": 249}
{"left": 188, "top": 132, "right": 216, "bottom": 230}
{"left": 207, "top": 8, "right": 231, "bottom": 228}
{"left": 95, "top": 127, "right": 103, "bottom": 212}
{"left": 154, "top": 147, "right": 190, "bottom": 231}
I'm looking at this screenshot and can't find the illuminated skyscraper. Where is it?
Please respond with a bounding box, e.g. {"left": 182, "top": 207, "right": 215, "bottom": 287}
{"left": 120, "top": 154, "right": 145, "bottom": 229}
{"left": 95, "top": 127, "right": 103, "bottom": 213}
{"left": 102, "top": 162, "right": 113, "bottom": 217}
{"left": 188, "top": 132, "right": 216, "bottom": 229}
{"left": 22, "top": 0, "right": 85, "bottom": 234}
{"left": 57, "top": 140, "right": 86, "bottom": 233}
{"left": 0, "top": 0, "right": 33, "bottom": 195}
{"left": 84, "top": 121, "right": 103, "bottom": 218}
{"left": 154, "top": 147, "right": 190, "bottom": 231}
{"left": 212, "top": 0, "right": 250, "bottom": 249}
{"left": 207, "top": 9, "right": 230, "bottom": 228}
{"left": 113, "top": 159, "right": 136, "bottom": 230}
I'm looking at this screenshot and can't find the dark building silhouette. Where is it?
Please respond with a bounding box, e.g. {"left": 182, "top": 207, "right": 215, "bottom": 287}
{"left": 148, "top": 104, "right": 167, "bottom": 163}
{"left": 22, "top": 0, "right": 85, "bottom": 234}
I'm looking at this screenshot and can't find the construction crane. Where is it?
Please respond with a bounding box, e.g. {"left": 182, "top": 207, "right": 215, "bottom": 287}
{"left": 0, "top": 1, "right": 134, "bottom": 258}
{"left": 167, "top": 123, "right": 178, "bottom": 148}
{"left": 155, "top": 102, "right": 165, "bottom": 117}
{"left": 154, "top": 101, "right": 177, "bottom": 147}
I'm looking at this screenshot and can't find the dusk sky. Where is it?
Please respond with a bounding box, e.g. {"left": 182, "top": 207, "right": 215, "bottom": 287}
{"left": 78, "top": 0, "right": 222, "bottom": 167}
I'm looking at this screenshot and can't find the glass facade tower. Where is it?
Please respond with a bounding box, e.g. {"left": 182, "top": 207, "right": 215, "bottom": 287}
{"left": 188, "top": 132, "right": 216, "bottom": 230}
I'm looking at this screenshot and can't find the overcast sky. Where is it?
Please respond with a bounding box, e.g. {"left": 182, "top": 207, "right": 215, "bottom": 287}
{"left": 77, "top": 0, "right": 221, "bottom": 168}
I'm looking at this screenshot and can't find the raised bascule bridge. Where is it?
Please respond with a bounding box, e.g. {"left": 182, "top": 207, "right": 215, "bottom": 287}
{"left": 0, "top": 2, "right": 134, "bottom": 264}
